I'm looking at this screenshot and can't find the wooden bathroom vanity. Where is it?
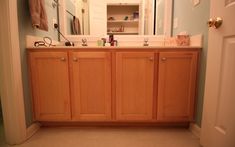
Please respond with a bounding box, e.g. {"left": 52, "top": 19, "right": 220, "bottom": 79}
{"left": 27, "top": 47, "right": 200, "bottom": 125}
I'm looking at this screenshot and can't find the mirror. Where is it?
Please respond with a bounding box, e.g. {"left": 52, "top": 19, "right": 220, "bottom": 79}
{"left": 64, "top": 0, "right": 90, "bottom": 35}
{"left": 58, "top": 0, "right": 172, "bottom": 37}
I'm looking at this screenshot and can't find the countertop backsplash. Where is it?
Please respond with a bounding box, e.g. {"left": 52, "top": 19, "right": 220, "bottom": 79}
{"left": 26, "top": 34, "right": 202, "bottom": 48}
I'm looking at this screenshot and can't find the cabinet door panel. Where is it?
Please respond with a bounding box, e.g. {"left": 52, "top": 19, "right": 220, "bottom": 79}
{"left": 70, "top": 52, "right": 112, "bottom": 121}
{"left": 157, "top": 52, "right": 198, "bottom": 122}
{"left": 116, "top": 52, "right": 154, "bottom": 120}
{"left": 29, "top": 52, "right": 71, "bottom": 121}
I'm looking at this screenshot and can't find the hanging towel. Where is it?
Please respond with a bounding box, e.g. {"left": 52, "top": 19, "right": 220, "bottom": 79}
{"left": 29, "top": 0, "right": 48, "bottom": 31}
{"left": 72, "top": 17, "right": 81, "bottom": 35}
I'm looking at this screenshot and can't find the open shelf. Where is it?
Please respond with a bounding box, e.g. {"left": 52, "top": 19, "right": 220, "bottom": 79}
{"left": 107, "top": 3, "right": 139, "bottom": 6}
{"left": 107, "top": 20, "right": 139, "bottom": 23}
{"left": 107, "top": 4, "right": 140, "bottom": 35}
{"left": 107, "top": 32, "right": 138, "bottom": 35}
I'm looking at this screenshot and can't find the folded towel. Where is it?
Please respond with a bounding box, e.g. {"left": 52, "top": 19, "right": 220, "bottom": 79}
{"left": 72, "top": 17, "right": 81, "bottom": 35}
{"left": 29, "top": 0, "right": 48, "bottom": 31}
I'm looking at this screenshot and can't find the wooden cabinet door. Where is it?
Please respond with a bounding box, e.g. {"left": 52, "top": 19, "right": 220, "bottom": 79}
{"left": 157, "top": 52, "right": 198, "bottom": 122}
{"left": 29, "top": 52, "right": 71, "bottom": 121}
{"left": 70, "top": 52, "right": 112, "bottom": 121}
{"left": 116, "top": 52, "right": 154, "bottom": 120}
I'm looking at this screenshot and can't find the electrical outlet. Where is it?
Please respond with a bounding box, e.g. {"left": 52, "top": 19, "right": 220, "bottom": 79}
{"left": 52, "top": 18, "right": 57, "bottom": 29}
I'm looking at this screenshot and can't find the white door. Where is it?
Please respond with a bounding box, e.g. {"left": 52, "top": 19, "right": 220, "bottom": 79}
{"left": 200, "top": 1, "right": 235, "bottom": 147}
{"left": 89, "top": 0, "right": 107, "bottom": 36}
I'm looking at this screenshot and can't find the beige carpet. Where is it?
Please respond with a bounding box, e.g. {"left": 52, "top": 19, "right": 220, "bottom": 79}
{"left": 1, "top": 127, "right": 201, "bottom": 147}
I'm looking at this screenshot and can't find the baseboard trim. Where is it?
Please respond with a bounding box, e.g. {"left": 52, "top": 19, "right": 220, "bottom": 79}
{"left": 26, "top": 123, "right": 41, "bottom": 139}
{"left": 189, "top": 123, "right": 201, "bottom": 138}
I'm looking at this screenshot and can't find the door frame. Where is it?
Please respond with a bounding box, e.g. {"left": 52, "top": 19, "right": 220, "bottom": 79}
{"left": 0, "top": 0, "right": 40, "bottom": 145}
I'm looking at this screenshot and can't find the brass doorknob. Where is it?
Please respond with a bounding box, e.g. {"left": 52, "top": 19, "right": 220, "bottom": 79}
{"left": 207, "top": 17, "right": 223, "bottom": 29}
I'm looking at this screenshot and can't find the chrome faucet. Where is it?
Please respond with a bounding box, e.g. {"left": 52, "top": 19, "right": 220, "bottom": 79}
{"left": 143, "top": 38, "right": 149, "bottom": 46}
{"left": 82, "top": 38, "right": 88, "bottom": 46}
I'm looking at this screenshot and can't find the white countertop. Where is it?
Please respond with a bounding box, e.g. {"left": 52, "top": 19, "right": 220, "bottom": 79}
{"left": 27, "top": 45, "right": 202, "bottom": 50}
{"left": 26, "top": 34, "right": 203, "bottom": 50}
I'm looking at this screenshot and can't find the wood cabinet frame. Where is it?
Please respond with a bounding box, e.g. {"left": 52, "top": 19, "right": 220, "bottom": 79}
{"left": 69, "top": 51, "right": 112, "bottom": 121}
{"left": 157, "top": 51, "right": 198, "bottom": 122}
{"left": 27, "top": 48, "right": 200, "bottom": 124}
{"left": 28, "top": 51, "right": 71, "bottom": 121}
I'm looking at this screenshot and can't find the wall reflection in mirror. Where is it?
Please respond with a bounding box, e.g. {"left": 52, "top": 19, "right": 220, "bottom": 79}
{"left": 65, "top": 0, "right": 89, "bottom": 35}
{"left": 60, "top": 0, "right": 172, "bottom": 36}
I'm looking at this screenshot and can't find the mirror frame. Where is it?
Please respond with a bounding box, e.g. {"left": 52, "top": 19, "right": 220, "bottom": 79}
{"left": 58, "top": 0, "right": 173, "bottom": 41}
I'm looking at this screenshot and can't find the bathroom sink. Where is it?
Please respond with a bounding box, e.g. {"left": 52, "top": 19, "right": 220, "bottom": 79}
{"left": 117, "top": 41, "right": 165, "bottom": 47}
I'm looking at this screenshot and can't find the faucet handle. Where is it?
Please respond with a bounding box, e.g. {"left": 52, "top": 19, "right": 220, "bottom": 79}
{"left": 144, "top": 38, "right": 149, "bottom": 42}
{"left": 143, "top": 38, "right": 149, "bottom": 46}
{"left": 82, "top": 38, "right": 87, "bottom": 43}
{"left": 82, "top": 38, "right": 88, "bottom": 46}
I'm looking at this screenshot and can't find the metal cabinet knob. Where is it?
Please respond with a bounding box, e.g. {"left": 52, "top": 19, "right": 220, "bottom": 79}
{"left": 161, "top": 57, "right": 167, "bottom": 61}
{"left": 60, "top": 57, "right": 66, "bottom": 61}
{"left": 73, "top": 57, "right": 78, "bottom": 62}
{"left": 207, "top": 17, "right": 223, "bottom": 29}
{"left": 149, "top": 57, "right": 154, "bottom": 61}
